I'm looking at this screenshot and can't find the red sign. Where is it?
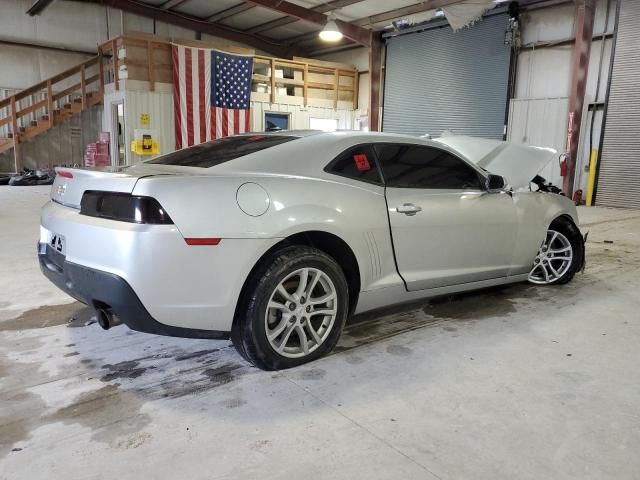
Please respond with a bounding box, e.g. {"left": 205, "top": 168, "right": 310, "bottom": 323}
{"left": 353, "top": 153, "right": 370, "bottom": 171}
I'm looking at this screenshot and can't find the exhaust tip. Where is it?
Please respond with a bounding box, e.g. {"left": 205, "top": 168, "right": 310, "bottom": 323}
{"left": 96, "top": 308, "right": 113, "bottom": 330}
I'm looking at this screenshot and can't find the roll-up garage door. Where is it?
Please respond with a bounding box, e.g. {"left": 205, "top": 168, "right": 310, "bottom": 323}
{"left": 383, "top": 14, "right": 511, "bottom": 140}
{"left": 596, "top": 0, "right": 640, "bottom": 208}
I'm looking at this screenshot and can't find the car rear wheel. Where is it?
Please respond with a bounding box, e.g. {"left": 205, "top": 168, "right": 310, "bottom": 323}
{"left": 232, "top": 246, "right": 349, "bottom": 370}
{"left": 528, "top": 218, "right": 584, "bottom": 285}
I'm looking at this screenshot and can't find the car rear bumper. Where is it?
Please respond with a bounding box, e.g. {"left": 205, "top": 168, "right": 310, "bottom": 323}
{"left": 38, "top": 242, "right": 229, "bottom": 339}
{"left": 39, "top": 200, "right": 281, "bottom": 335}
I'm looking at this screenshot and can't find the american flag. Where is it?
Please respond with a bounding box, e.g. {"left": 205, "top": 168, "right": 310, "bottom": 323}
{"left": 172, "top": 45, "right": 253, "bottom": 149}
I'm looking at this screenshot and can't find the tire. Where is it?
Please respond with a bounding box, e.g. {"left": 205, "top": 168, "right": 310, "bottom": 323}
{"left": 232, "top": 245, "right": 349, "bottom": 370}
{"left": 528, "top": 217, "right": 584, "bottom": 285}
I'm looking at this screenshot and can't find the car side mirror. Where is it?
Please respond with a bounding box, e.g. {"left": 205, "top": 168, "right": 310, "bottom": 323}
{"left": 486, "top": 174, "right": 508, "bottom": 193}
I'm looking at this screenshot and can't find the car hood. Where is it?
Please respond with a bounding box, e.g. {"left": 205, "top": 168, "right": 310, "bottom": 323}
{"left": 434, "top": 135, "right": 558, "bottom": 191}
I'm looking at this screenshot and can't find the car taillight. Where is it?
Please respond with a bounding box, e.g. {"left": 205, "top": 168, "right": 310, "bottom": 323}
{"left": 80, "top": 191, "right": 173, "bottom": 224}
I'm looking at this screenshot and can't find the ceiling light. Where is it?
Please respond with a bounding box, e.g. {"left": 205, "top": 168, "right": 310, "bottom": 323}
{"left": 319, "top": 14, "right": 343, "bottom": 42}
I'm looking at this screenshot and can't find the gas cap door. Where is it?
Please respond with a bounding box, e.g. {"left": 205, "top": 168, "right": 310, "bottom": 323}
{"left": 236, "top": 182, "right": 270, "bottom": 217}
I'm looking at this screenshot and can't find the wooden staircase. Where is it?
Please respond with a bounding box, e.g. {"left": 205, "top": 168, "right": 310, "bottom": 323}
{"left": 0, "top": 54, "right": 107, "bottom": 172}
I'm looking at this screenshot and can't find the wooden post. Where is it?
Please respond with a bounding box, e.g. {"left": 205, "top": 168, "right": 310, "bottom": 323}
{"left": 10, "top": 97, "right": 21, "bottom": 172}
{"left": 334, "top": 68, "right": 339, "bottom": 109}
{"left": 147, "top": 40, "right": 155, "bottom": 91}
{"left": 80, "top": 64, "right": 87, "bottom": 110}
{"left": 303, "top": 63, "right": 308, "bottom": 107}
{"left": 98, "top": 49, "right": 105, "bottom": 97}
{"left": 270, "top": 58, "right": 276, "bottom": 104}
{"left": 46, "top": 80, "right": 54, "bottom": 127}
{"left": 112, "top": 39, "right": 119, "bottom": 91}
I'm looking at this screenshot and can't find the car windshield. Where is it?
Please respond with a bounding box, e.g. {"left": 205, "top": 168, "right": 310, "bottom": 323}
{"left": 147, "top": 135, "right": 298, "bottom": 168}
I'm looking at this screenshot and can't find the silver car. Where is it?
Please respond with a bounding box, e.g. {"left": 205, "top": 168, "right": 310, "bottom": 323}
{"left": 39, "top": 131, "right": 584, "bottom": 369}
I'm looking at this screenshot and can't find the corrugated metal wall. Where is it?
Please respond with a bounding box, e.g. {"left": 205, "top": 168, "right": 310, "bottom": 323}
{"left": 382, "top": 14, "right": 511, "bottom": 139}
{"left": 596, "top": 0, "right": 640, "bottom": 208}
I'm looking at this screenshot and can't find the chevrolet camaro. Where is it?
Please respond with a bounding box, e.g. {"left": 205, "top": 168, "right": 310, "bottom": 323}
{"left": 39, "top": 131, "right": 584, "bottom": 369}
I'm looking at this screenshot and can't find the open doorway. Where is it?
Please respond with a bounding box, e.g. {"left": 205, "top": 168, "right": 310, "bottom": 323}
{"left": 111, "top": 102, "right": 126, "bottom": 165}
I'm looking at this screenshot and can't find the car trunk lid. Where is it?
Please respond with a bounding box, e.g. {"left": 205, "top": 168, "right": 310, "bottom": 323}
{"left": 434, "top": 135, "right": 558, "bottom": 191}
{"left": 51, "top": 164, "right": 183, "bottom": 208}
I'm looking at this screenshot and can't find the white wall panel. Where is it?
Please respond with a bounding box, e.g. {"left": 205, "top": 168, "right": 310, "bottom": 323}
{"left": 0, "top": 44, "right": 92, "bottom": 89}
{"left": 1, "top": 0, "right": 109, "bottom": 51}
{"left": 521, "top": 0, "right": 616, "bottom": 44}
{"left": 507, "top": 97, "right": 568, "bottom": 186}
{"left": 315, "top": 48, "right": 369, "bottom": 72}
{"left": 516, "top": 47, "right": 573, "bottom": 99}
{"left": 104, "top": 81, "right": 174, "bottom": 165}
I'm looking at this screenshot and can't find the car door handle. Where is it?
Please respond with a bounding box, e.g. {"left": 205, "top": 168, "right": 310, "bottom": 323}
{"left": 396, "top": 203, "right": 422, "bottom": 216}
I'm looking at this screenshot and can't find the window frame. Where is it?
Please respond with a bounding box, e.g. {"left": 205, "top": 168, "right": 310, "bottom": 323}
{"left": 372, "top": 142, "right": 488, "bottom": 191}
{"left": 323, "top": 143, "right": 385, "bottom": 187}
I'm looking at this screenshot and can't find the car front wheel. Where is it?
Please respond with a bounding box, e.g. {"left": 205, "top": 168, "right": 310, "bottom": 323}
{"left": 232, "top": 246, "right": 349, "bottom": 370}
{"left": 528, "top": 217, "right": 584, "bottom": 285}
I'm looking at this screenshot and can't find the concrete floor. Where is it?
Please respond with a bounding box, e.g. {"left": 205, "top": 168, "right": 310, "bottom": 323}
{"left": 1, "top": 185, "right": 640, "bottom": 480}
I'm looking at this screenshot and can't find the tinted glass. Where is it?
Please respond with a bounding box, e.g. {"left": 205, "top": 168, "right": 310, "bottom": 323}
{"left": 147, "top": 135, "right": 297, "bottom": 168}
{"left": 375, "top": 144, "right": 482, "bottom": 189}
{"left": 325, "top": 145, "right": 382, "bottom": 185}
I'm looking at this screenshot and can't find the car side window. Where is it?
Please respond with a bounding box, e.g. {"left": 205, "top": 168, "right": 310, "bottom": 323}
{"left": 374, "top": 144, "right": 483, "bottom": 190}
{"left": 325, "top": 145, "right": 383, "bottom": 185}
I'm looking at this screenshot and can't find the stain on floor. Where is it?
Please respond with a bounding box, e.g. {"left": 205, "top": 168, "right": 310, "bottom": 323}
{"left": 47, "top": 384, "right": 151, "bottom": 444}
{"left": 100, "top": 360, "right": 149, "bottom": 382}
{"left": 0, "top": 302, "right": 93, "bottom": 331}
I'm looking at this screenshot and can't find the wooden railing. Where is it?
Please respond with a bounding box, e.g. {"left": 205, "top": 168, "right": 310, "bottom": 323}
{"left": 100, "top": 34, "right": 359, "bottom": 109}
{"left": 0, "top": 54, "right": 107, "bottom": 170}
{"left": 252, "top": 56, "right": 358, "bottom": 109}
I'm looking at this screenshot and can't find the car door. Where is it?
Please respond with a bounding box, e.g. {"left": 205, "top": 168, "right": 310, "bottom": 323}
{"left": 375, "top": 143, "right": 519, "bottom": 291}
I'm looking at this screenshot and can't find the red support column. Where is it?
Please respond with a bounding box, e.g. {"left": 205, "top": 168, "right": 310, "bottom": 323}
{"left": 563, "top": 0, "right": 596, "bottom": 197}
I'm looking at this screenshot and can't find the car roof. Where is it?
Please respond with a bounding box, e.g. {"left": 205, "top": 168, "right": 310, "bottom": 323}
{"left": 240, "top": 129, "right": 424, "bottom": 142}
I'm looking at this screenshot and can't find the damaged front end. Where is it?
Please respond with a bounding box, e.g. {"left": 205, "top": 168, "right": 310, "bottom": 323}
{"left": 531, "top": 175, "right": 564, "bottom": 195}
{"left": 434, "top": 135, "right": 560, "bottom": 193}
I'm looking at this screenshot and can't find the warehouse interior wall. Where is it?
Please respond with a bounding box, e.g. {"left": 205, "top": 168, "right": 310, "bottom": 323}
{"left": 0, "top": 0, "right": 276, "bottom": 170}
{"left": 0, "top": 0, "right": 264, "bottom": 91}
{"left": 508, "top": 0, "right": 616, "bottom": 191}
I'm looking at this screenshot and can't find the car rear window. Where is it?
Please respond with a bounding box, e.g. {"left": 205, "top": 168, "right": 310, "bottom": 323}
{"left": 147, "top": 135, "right": 298, "bottom": 168}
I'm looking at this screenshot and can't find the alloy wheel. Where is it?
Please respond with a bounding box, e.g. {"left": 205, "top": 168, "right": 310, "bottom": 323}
{"left": 265, "top": 267, "right": 338, "bottom": 358}
{"left": 528, "top": 229, "right": 573, "bottom": 284}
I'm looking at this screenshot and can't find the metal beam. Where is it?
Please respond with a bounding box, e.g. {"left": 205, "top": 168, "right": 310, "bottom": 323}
{"left": 26, "top": 0, "right": 55, "bottom": 15}
{"left": 0, "top": 39, "right": 96, "bottom": 56}
{"left": 246, "top": 0, "right": 371, "bottom": 46}
{"left": 160, "top": 0, "right": 190, "bottom": 10}
{"left": 207, "top": 3, "right": 254, "bottom": 22}
{"left": 369, "top": 34, "right": 383, "bottom": 131}
{"left": 562, "top": 0, "right": 596, "bottom": 197}
{"left": 84, "top": 0, "right": 302, "bottom": 58}
{"left": 246, "top": 0, "right": 365, "bottom": 35}
{"left": 352, "top": 0, "right": 460, "bottom": 27}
